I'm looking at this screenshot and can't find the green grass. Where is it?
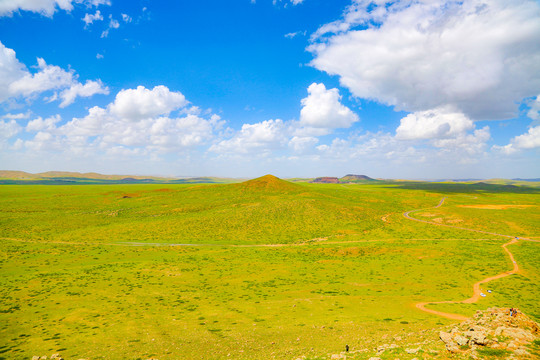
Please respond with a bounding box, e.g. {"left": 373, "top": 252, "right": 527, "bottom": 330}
{"left": 0, "top": 178, "right": 538, "bottom": 359}
{"left": 476, "top": 347, "right": 512, "bottom": 358}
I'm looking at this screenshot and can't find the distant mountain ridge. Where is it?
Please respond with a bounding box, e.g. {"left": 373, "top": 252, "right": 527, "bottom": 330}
{"left": 309, "top": 174, "right": 378, "bottom": 184}
{"left": 0, "top": 171, "right": 241, "bottom": 185}
{"left": 0, "top": 170, "right": 172, "bottom": 181}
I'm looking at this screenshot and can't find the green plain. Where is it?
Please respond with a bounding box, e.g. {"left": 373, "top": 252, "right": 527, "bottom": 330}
{"left": 0, "top": 178, "right": 538, "bottom": 359}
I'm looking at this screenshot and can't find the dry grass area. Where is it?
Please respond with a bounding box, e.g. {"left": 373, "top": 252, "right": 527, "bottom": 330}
{"left": 458, "top": 204, "right": 535, "bottom": 210}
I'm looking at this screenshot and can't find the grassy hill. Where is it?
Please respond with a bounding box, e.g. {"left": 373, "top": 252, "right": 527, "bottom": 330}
{"left": 0, "top": 177, "right": 538, "bottom": 359}
{"left": 339, "top": 174, "right": 379, "bottom": 183}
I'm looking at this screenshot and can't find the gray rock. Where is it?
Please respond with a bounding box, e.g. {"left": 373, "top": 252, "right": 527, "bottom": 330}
{"left": 514, "top": 347, "right": 530, "bottom": 357}
{"left": 471, "top": 331, "right": 488, "bottom": 345}
{"left": 439, "top": 331, "right": 453, "bottom": 344}
{"left": 455, "top": 334, "right": 469, "bottom": 346}
{"left": 502, "top": 327, "right": 535, "bottom": 342}
{"left": 439, "top": 331, "right": 460, "bottom": 353}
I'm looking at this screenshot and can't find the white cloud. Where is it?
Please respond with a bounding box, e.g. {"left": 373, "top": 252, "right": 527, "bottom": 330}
{"left": 58, "top": 80, "right": 109, "bottom": 107}
{"left": 0, "top": 42, "right": 32, "bottom": 102}
{"left": 9, "top": 58, "right": 73, "bottom": 97}
{"left": 109, "top": 16, "right": 119, "bottom": 28}
{"left": 527, "top": 95, "right": 540, "bottom": 121}
{"left": 284, "top": 31, "right": 306, "bottom": 39}
{"left": 26, "top": 114, "right": 61, "bottom": 132}
{"left": 431, "top": 126, "right": 491, "bottom": 162}
{"left": 210, "top": 82, "right": 359, "bottom": 156}
{"left": 121, "top": 13, "right": 132, "bottom": 23}
{"left": 495, "top": 126, "right": 540, "bottom": 154}
{"left": 1, "top": 112, "right": 30, "bottom": 120}
{"left": 396, "top": 107, "right": 474, "bottom": 140}
{"left": 19, "top": 86, "right": 223, "bottom": 155}
{"left": 0, "top": 41, "right": 107, "bottom": 106}
{"left": 210, "top": 119, "right": 288, "bottom": 154}
{"left": 288, "top": 136, "right": 318, "bottom": 153}
{"left": 109, "top": 85, "right": 187, "bottom": 120}
{"left": 309, "top": 0, "right": 540, "bottom": 121}
{"left": 511, "top": 126, "right": 540, "bottom": 149}
{"left": 24, "top": 131, "right": 61, "bottom": 151}
{"left": 101, "top": 14, "right": 119, "bottom": 37}
{"left": 0, "top": 119, "right": 21, "bottom": 142}
{"left": 96, "top": 53, "right": 104, "bottom": 59}
{"left": 299, "top": 83, "right": 359, "bottom": 129}
{"left": 0, "top": 0, "right": 110, "bottom": 17}
{"left": 82, "top": 10, "right": 103, "bottom": 26}
{"left": 265, "top": 0, "right": 305, "bottom": 7}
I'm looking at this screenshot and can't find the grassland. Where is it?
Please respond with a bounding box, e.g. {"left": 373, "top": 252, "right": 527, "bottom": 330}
{"left": 0, "top": 176, "right": 538, "bottom": 359}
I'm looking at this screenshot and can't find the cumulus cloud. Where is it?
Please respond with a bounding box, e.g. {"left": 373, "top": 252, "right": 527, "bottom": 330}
{"left": 109, "top": 86, "right": 187, "bottom": 120}
{"left": 288, "top": 136, "right": 318, "bottom": 153}
{"left": 210, "top": 83, "right": 358, "bottom": 156}
{"left": 300, "top": 83, "right": 359, "bottom": 129}
{"left": 0, "top": 0, "right": 110, "bottom": 17}
{"left": 396, "top": 107, "right": 474, "bottom": 140}
{"left": 527, "top": 95, "right": 540, "bottom": 121}
{"left": 511, "top": 126, "right": 540, "bottom": 149}
{"left": 393, "top": 105, "right": 490, "bottom": 161}
{"left": 9, "top": 58, "right": 73, "bottom": 97}
{"left": 0, "top": 119, "right": 21, "bottom": 143}
{"left": 431, "top": 126, "right": 490, "bottom": 161}
{"left": 26, "top": 114, "right": 62, "bottom": 132}
{"left": 309, "top": 0, "right": 540, "bottom": 121}
{"left": 19, "top": 86, "right": 223, "bottom": 156}
{"left": 0, "top": 42, "right": 31, "bottom": 102}
{"left": 0, "top": 41, "right": 108, "bottom": 106}
{"left": 58, "top": 80, "right": 109, "bottom": 107}
{"left": 210, "top": 119, "right": 288, "bottom": 154}
{"left": 1, "top": 112, "right": 29, "bottom": 120}
{"left": 82, "top": 10, "right": 103, "bottom": 26}
{"left": 495, "top": 126, "right": 540, "bottom": 154}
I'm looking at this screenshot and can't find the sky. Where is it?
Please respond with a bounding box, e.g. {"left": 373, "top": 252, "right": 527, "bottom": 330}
{"left": 0, "top": 0, "right": 539, "bottom": 179}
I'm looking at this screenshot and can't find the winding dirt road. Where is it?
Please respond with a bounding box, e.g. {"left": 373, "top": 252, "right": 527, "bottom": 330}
{"left": 404, "top": 197, "right": 525, "bottom": 321}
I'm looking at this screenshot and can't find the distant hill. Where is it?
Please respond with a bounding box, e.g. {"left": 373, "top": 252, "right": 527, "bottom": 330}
{"left": 0, "top": 170, "right": 38, "bottom": 180}
{"left": 311, "top": 177, "right": 340, "bottom": 184}
{"left": 0, "top": 171, "right": 241, "bottom": 185}
{"left": 340, "top": 174, "right": 378, "bottom": 183}
{"left": 236, "top": 174, "right": 303, "bottom": 192}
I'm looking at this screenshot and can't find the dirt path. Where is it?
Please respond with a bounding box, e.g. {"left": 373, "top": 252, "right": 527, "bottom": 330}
{"left": 403, "top": 197, "right": 536, "bottom": 241}
{"left": 414, "top": 237, "right": 520, "bottom": 321}
{"left": 404, "top": 198, "right": 526, "bottom": 321}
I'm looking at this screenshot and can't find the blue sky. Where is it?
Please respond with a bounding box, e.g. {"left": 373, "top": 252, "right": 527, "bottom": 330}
{"left": 0, "top": 0, "right": 539, "bottom": 179}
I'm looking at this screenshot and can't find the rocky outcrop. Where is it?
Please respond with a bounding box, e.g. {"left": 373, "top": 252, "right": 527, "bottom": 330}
{"left": 439, "top": 307, "right": 539, "bottom": 358}
{"left": 312, "top": 177, "right": 340, "bottom": 184}
{"left": 30, "top": 356, "right": 157, "bottom": 360}
{"left": 315, "top": 307, "right": 538, "bottom": 360}
{"left": 31, "top": 354, "right": 63, "bottom": 360}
